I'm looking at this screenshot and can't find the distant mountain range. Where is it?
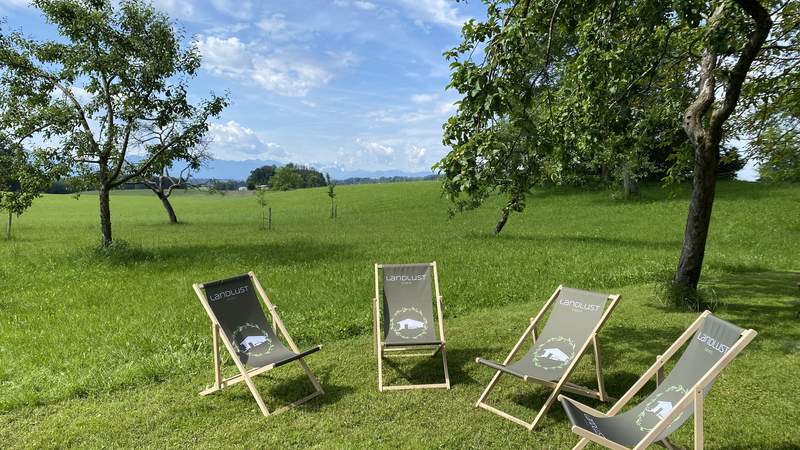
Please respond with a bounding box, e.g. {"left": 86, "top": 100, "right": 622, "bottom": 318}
{"left": 193, "top": 159, "right": 434, "bottom": 181}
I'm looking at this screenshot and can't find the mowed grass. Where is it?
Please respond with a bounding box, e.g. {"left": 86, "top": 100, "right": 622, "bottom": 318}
{"left": 0, "top": 180, "right": 798, "bottom": 449}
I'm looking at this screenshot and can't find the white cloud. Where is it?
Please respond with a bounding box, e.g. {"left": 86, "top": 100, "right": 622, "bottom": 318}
{"left": 398, "top": 0, "right": 470, "bottom": 29}
{"left": 207, "top": 120, "right": 287, "bottom": 161}
{"left": 363, "top": 99, "right": 457, "bottom": 124}
{"left": 353, "top": 1, "right": 377, "bottom": 11}
{"left": 410, "top": 93, "right": 437, "bottom": 103}
{"left": 328, "top": 138, "right": 438, "bottom": 172}
{"left": 210, "top": 0, "right": 254, "bottom": 20}
{"left": 334, "top": 0, "right": 377, "bottom": 11}
{"left": 197, "top": 35, "right": 335, "bottom": 96}
{"left": 251, "top": 57, "right": 332, "bottom": 97}
{"left": 257, "top": 14, "right": 288, "bottom": 33}
{"left": 195, "top": 36, "right": 251, "bottom": 77}
{"left": 150, "top": 0, "right": 196, "bottom": 20}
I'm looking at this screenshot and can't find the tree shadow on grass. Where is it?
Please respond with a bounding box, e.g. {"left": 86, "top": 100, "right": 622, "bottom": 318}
{"left": 705, "top": 270, "right": 800, "bottom": 346}
{"left": 74, "top": 239, "right": 355, "bottom": 268}
{"left": 155, "top": 239, "right": 354, "bottom": 266}
{"left": 464, "top": 231, "right": 681, "bottom": 251}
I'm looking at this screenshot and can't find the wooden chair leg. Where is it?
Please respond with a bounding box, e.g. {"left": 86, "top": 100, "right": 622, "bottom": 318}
{"left": 476, "top": 370, "right": 503, "bottom": 406}
{"left": 694, "top": 388, "right": 704, "bottom": 450}
{"left": 377, "top": 343, "right": 384, "bottom": 391}
{"left": 212, "top": 323, "right": 221, "bottom": 390}
{"left": 441, "top": 343, "right": 451, "bottom": 389}
{"left": 593, "top": 335, "right": 607, "bottom": 402}
{"left": 572, "top": 438, "right": 591, "bottom": 450}
{"left": 527, "top": 386, "right": 561, "bottom": 431}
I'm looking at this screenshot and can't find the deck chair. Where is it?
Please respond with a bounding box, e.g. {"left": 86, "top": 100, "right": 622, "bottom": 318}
{"left": 559, "top": 311, "right": 756, "bottom": 450}
{"left": 475, "top": 285, "right": 620, "bottom": 431}
{"left": 373, "top": 262, "right": 451, "bottom": 391}
{"left": 192, "top": 272, "right": 324, "bottom": 416}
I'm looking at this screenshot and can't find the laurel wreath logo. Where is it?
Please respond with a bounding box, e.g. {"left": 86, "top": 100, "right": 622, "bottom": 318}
{"left": 532, "top": 336, "right": 576, "bottom": 370}
{"left": 232, "top": 322, "right": 275, "bottom": 357}
{"left": 390, "top": 307, "right": 429, "bottom": 339}
{"left": 635, "top": 384, "right": 689, "bottom": 432}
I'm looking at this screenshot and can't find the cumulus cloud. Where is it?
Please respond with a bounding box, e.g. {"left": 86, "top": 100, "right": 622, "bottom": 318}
{"left": 328, "top": 138, "right": 437, "bottom": 171}
{"left": 207, "top": 120, "right": 287, "bottom": 161}
{"left": 250, "top": 56, "right": 332, "bottom": 97}
{"left": 363, "top": 100, "right": 458, "bottom": 124}
{"left": 334, "top": 0, "right": 377, "bottom": 11}
{"left": 196, "top": 35, "right": 335, "bottom": 96}
{"left": 410, "top": 93, "right": 437, "bottom": 103}
{"left": 209, "top": 0, "right": 254, "bottom": 20}
{"left": 196, "top": 36, "right": 251, "bottom": 77}
{"left": 398, "top": 0, "right": 470, "bottom": 29}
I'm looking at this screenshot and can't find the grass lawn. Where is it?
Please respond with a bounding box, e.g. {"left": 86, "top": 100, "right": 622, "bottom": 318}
{"left": 1, "top": 180, "right": 798, "bottom": 449}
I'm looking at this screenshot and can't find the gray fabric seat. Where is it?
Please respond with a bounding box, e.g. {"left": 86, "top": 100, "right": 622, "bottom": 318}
{"left": 478, "top": 287, "right": 609, "bottom": 382}
{"left": 560, "top": 314, "right": 748, "bottom": 448}
{"left": 382, "top": 264, "right": 442, "bottom": 347}
{"left": 475, "top": 286, "right": 619, "bottom": 431}
{"left": 194, "top": 272, "right": 325, "bottom": 417}
{"left": 202, "top": 274, "right": 320, "bottom": 369}
{"left": 374, "top": 262, "right": 451, "bottom": 391}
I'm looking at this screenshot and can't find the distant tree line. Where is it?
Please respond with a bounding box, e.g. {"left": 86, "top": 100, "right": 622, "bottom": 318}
{"left": 335, "top": 174, "right": 441, "bottom": 185}
{"left": 246, "top": 163, "right": 326, "bottom": 191}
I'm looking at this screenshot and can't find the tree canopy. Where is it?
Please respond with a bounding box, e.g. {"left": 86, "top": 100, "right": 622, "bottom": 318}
{"left": 0, "top": 0, "right": 228, "bottom": 246}
{"left": 253, "top": 163, "right": 327, "bottom": 191}
{"left": 438, "top": 0, "right": 793, "bottom": 291}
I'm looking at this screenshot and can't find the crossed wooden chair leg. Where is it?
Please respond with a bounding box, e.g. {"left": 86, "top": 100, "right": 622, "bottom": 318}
{"left": 476, "top": 337, "right": 613, "bottom": 431}
{"left": 377, "top": 342, "right": 451, "bottom": 391}
{"left": 201, "top": 323, "right": 324, "bottom": 417}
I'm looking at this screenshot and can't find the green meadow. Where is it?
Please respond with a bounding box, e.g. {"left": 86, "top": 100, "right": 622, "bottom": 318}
{"left": 1, "top": 180, "right": 798, "bottom": 449}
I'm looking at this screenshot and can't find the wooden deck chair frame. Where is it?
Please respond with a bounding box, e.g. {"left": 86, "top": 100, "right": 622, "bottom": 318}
{"left": 193, "top": 271, "right": 324, "bottom": 417}
{"left": 562, "top": 310, "right": 758, "bottom": 450}
{"left": 373, "top": 262, "right": 451, "bottom": 391}
{"left": 476, "top": 285, "right": 620, "bottom": 431}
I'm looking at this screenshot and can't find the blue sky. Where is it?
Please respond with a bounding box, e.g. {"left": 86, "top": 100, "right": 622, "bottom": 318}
{"left": 2, "top": 0, "right": 488, "bottom": 175}
{"left": 1, "top": 0, "right": 759, "bottom": 180}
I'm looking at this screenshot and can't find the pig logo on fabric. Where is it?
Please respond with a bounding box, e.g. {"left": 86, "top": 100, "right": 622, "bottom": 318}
{"left": 390, "top": 307, "right": 429, "bottom": 339}
{"left": 233, "top": 323, "right": 275, "bottom": 357}
{"left": 636, "top": 385, "right": 689, "bottom": 432}
{"left": 532, "top": 336, "right": 576, "bottom": 370}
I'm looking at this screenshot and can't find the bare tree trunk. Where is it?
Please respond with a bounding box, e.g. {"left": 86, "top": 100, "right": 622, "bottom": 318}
{"left": 673, "top": 0, "right": 771, "bottom": 290}
{"left": 622, "top": 169, "right": 639, "bottom": 198}
{"left": 157, "top": 191, "right": 178, "bottom": 223}
{"left": 99, "top": 186, "right": 112, "bottom": 246}
{"left": 674, "top": 143, "right": 719, "bottom": 288}
{"left": 5, "top": 211, "right": 11, "bottom": 240}
{"left": 495, "top": 207, "right": 510, "bottom": 235}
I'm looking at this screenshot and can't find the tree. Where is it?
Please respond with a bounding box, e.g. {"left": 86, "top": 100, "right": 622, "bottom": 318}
{"left": 137, "top": 129, "right": 212, "bottom": 224}
{"left": 0, "top": 138, "right": 64, "bottom": 239}
{"left": 326, "top": 172, "right": 337, "bottom": 218}
{"left": 270, "top": 164, "right": 304, "bottom": 191}
{"left": 268, "top": 163, "right": 326, "bottom": 191}
{"left": 439, "top": 0, "right": 785, "bottom": 291}
{"left": 0, "top": 0, "right": 228, "bottom": 247}
{"left": 736, "top": 2, "right": 800, "bottom": 182}
{"left": 246, "top": 164, "right": 277, "bottom": 190}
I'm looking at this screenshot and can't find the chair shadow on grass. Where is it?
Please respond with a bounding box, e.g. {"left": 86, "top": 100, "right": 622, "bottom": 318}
{"left": 381, "top": 346, "right": 497, "bottom": 387}
{"left": 221, "top": 366, "right": 353, "bottom": 413}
